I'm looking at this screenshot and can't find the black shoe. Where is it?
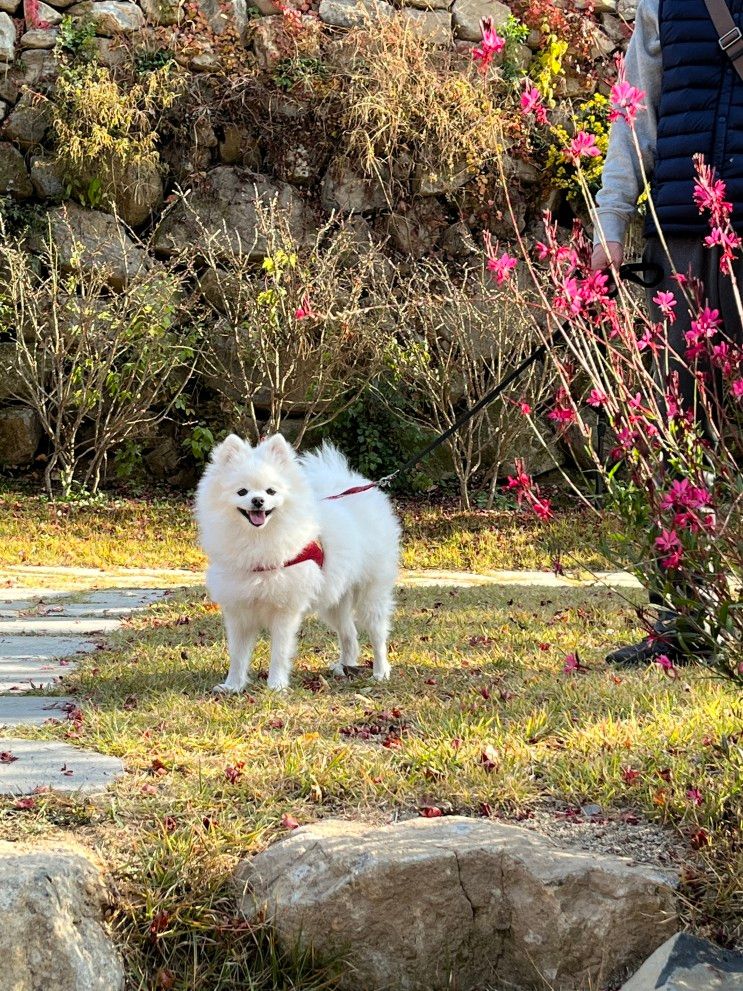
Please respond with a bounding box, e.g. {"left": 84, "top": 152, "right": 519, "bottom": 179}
{"left": 605, "top": 635, "right": 679, "bottom": 668}
{"left": 605, "top": 615, "right": 680, "bottom": 668}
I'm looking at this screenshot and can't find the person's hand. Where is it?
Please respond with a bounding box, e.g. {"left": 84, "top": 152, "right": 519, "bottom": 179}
{"left": 591, "top": 241, "right": 623, "bottom": 272}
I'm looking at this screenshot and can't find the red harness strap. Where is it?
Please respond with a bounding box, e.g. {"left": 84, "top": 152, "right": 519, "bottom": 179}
{"left": 253, "top": 541, "right": 325, "bottom": 573}
{"left": 252, "top": 483, "right": 376, "bottom": 573}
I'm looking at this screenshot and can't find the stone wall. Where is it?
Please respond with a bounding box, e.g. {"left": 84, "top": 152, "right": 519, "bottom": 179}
{"left": 0, "top": 0, "right": 635, "bottom": 483}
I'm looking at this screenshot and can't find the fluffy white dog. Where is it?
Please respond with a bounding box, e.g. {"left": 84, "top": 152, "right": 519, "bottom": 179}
{"left": 195, "top": 434, "right": 401, "bottom": 692}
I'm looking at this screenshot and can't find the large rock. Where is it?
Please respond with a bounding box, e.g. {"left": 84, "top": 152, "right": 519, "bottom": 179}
{"left": 66, "top": 0, "right": 145, "bottom": 34}
{"left": 237, "top": 817, "right": 678, "bottom": 991}
{"left": 23, "top": 0, "right": 63, "bottom": 25}
{"left": 320, "top": 157, "right": 388, "bottom": 214}
{"left": 318, "top": 0, "right": 393, "bottom": 28}
{"left": 0, "top": 842, "right": 125, "bottom": 990}
{"left": 0, "top": 142, "right": 32, "bottom": 198}
{"left": 20, "top": 27, "right": 59, "bottom": 47}
{"left": 451, "top": 0, "right": 510, "bottom": 40}
{"left": 2, "top": 91, "right": 54, "bottom": 147}
{"left": 400, "top": 7, "right": 452, "bottom": 44}
{"left": 28, "top": 202, "right": 150, "bottom": 290}
{"left": 0, "top": 12, "right": 16, "bottom": 62}
{"left": 621, "top": 932, "right": 742, "bottom": 991}
{"left": 29, "top": 153, "right": 64, "bottom": 199}
{"left": 139, "top": 0, "right": 181, "bottom": 24}
{"left": 0, "top": 406, "right": 42, "bottom": 465}
{"left": 153, "top": 168, "right": 315, "bottom": 261}
{"left": 0, "top": 342, "right": 28, "bottom": 401}
{"left": 197, "top": 0, "right": 246, "bottom": 38}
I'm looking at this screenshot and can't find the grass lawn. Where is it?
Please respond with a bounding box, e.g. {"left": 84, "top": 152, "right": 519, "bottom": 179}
{"left": 1, "top": 583, "right": 740, "bottom": 990}
{"left": 0, "top": 489, "right": 615, "bottom": 573}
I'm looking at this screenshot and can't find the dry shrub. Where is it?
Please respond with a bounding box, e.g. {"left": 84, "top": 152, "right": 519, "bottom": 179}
{"left": 328, "top": 18, "right": 509, "bottom": 186}
{"left": 390, "top": 260, "right": 556, "bottom": 507}
{"left": 0, "top": 219, "right": 198, "bottom": 495}
{"left": 196, "top": 199, "right": 394, "bottom": 444}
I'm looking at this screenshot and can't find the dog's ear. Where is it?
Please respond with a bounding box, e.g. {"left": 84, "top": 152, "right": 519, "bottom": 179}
{"left": 261, "top": 434, "right": 295, "bottom": 463}
{"left": 211, "top": 434, "right": 246, "bottom": 465}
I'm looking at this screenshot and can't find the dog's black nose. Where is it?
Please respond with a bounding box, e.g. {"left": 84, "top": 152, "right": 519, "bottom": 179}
{"left": 251, "top": 496, "right": 264, "bottom": 508}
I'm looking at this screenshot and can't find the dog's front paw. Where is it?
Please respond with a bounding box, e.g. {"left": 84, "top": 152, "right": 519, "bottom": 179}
{"left": 212, "top": 680, "right": 247, "bottom": 695}
{"left": 372, "top": 665, "right": 391, "bottom": 682}
{"left": 266, "top": 676, "right": 289, "bottom": 692}
{"left": 329, "top": 661, "right": 347, "bottom": 678}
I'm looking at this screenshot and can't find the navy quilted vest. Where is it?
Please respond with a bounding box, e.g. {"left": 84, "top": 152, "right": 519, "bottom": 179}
{"left": 649, "top": 0, "right": 743, "bottom": 235}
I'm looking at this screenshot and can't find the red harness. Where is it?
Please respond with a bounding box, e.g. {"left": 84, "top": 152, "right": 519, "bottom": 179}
{"left": 251, "top": 483, "right": 377, "bottom": 573}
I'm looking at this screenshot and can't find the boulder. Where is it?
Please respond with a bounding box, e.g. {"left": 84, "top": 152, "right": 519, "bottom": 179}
{"left": 320, "top": 157, "right": 388, "bottom": 214}
{"left": 90, "top": 35, "right": 129, "bottom": 66}
{"left": 0, "top": 0, "right": 19, "bottom": 12}
{"left": 0, "top": 12, "right": 16, "bottom": 62}
{"left": 20, "top": 26, "right": 60, "bottom": 46}
{"left": 107, "top": 157, "right": 164, "bottom": 227}
{"left": 153, "top": 168, "right": 316, "bottom": 260}
{"left": 0, "top": 841, "right": 125, "bottom": 991}
{"left": 139, "top": 0, "right": 181, "bottom": 24}
{"left": 251, "top": 14, "right": 287, "bottom": 68}
{"left": 0, "top": 142, "right": 32, "bottom": 197}
{"left": 617, "top": 0, "right": 637, "bottom": 18}
{"left": 197, "top": 0, "right": 246, "bottom": 38}
{"left": 383, "top": 199, "right": 447, "bottom": 257}
{"left": 0, "top": 406, "right": 42, "bottom": 465}
{"left": 0, "top": 343, "right": 27, "bottom": 401}
{"left": 29, "top": 154, "right": 64, "bottom": 199}
{"left": 621, "top": 932, "right": 742, "bottom": 991}
{"left": 237, "top": 817, "right": 679, "bottom": 991}
{"left": 406, "top": 0, "right": 450, "bottom": 9}
{"left": 2, "top": 91, "right": 53, "bottom": 147}
{"left": 218, "top": 123, "right": 262, "bottom": 169}
{"left": 318, "top": 0, "right": 393, "bottom": 28}
{"left": 27, "top": 202, "right": 150, "bottom": 290}
{"left": 400, "top": 7, "right": 452, "bottom": 44}
{"left": 451, "top": 0, "right": 510, "bottom": 40}
{"left": 66, "top": 0, "right": 145, "bottom": 34}
{"left": 23, "top": 0, "right": 63, "bottom": 24}
{"left": 414, "top": 157, "right": 473, "bottom": 195}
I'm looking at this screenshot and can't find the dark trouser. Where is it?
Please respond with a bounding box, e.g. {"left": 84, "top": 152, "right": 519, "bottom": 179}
{"left": 644, "top": 236, "right": 743, "bottom": 427}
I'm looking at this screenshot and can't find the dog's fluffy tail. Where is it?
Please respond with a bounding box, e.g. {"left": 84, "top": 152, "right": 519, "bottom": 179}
{"left": 299, "top": 442, "right": 367, "bottom": 498}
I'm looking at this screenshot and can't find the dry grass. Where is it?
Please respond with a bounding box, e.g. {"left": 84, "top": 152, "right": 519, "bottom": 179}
{"left": 1, "top": 583, "right": 740, "bottom": 988}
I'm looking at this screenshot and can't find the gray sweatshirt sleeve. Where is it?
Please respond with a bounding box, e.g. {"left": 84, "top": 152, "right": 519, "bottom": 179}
{"left": 593, "top": 0, "right": 662, "bottom": 246}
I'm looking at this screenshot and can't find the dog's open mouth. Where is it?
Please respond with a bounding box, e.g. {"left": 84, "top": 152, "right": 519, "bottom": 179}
{"left": 238, "top": 507, "right": 274, "bottom": 528}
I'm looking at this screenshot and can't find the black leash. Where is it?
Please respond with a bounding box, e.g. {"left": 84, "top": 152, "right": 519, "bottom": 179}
{"left": 377, "top": 261, "right": 664, "bottom": 489}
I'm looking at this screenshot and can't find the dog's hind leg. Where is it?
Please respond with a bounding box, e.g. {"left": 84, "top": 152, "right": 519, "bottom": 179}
{"left": 321, "top": 594, "right": 360, "bottom": 676}
{"left": 267, "top": 612, "right": 303, "bottom": 691}
{"left": 356, "top": 585, "right": 393, "bottom": 681}
{"left": 213, "top": 606, "right": 257, "bottom": 694}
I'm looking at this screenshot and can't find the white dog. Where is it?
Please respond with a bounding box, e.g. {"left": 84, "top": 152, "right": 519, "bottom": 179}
{"left": 195, "top": 434, "right": 401, "bottom": 692}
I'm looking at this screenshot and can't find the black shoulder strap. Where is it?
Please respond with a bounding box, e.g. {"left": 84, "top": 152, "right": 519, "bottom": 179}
{"left": 703, "top": 0, "right": 743, "bottom": 83}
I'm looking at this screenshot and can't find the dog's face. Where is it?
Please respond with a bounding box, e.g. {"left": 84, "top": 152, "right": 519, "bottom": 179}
{"left": 203, "top": 434, "right": 301, "bottom": 533}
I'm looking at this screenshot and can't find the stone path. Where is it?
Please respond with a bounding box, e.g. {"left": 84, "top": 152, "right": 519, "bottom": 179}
{"left": 0, "top": 562, "right": 641, "bottom": 798}
{"left": 0, "top": 578, "right": 172, "bottom": 796}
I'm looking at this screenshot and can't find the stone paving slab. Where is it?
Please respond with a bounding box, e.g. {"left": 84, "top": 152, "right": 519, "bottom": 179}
{"left": 0, "top": 636, "right": 95, "bottom": 693}
{"left": 0, "top": 616, "right": 123, "bottom": 635}
{"left": 0, "top": 696, "right": 78, "bottom": 727}
{"left": 0, "top": 738, "right": 123, "bottom": 795}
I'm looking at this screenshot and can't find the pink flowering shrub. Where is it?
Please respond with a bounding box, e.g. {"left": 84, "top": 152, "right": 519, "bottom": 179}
{"left": 483, "top": 58, "right": 742, "bottom": 683}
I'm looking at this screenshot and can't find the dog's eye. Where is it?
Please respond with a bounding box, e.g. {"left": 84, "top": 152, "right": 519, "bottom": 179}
{"left": 237, "top": 488, "right": 248, "bottom": 497}
{"left": 265, "top": 488, "right": 276, "bottom": 496}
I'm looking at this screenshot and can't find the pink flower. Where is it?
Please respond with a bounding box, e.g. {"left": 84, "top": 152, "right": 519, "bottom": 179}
{"left": 472, "top": 16, "right": 505, "bottom": 72}
{"left": 686, "top": 787, "right": 703, "bottom": 806}
{"left": 587, "top": 388, "right": 608, "bottom": 407}
{"left": 294, "top": 293, "right": 316, "bottom": 320}
{"left": 517, "top": 400, "right": 532, "bottom": 415}
{"left": 660, "top": 478, "right": 710, "bottom": 512}
{"left": 655, "top": 654, "right": 676, "bottom": 673}
{"left": 504, "top": 461, "right": 533, "bottom": 503}
{"left": 565, "top": 130, "right": 601, "bottom": 165}
{"left": 520, "top": 84, "right": 548, "bottom": 125}
{"left": 732, "top": 377, "right": 743, "bottom": 399}
{"left": 609, "top": 56, "right": 646, "bottom": 125}
{"left": 487, "top": 251, "right": 518, "bottom": 284}
{"left": 531, "top": 497, "right": 553, "bottom": 520}
{"left": 562, "top": 652, "right": 583, "bottom": 674}
{"left": 653, "top": 290, "right": 677, "bottom": 323}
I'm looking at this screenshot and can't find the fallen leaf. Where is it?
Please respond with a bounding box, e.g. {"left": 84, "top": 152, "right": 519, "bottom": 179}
{"left": 419, "top": 806, "right": 443, "bottom": 818}
{"left": 0, "top": 751, "right": 18, "bottom": 763}
{"left": 281, "top": 813, "right": 300, "bottom": 830}
{"left": 480, "top": 745, "right": 499, "bottom": 772}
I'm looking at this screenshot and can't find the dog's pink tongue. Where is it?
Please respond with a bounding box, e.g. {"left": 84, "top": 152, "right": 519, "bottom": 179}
{"left": 249, "top": 510, "right": 266, "bottom": 526}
